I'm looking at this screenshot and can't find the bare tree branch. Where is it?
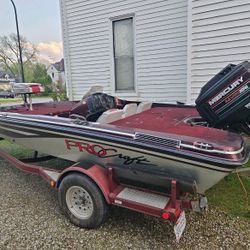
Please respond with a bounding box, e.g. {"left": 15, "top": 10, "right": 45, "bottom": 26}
{"left": 0, "top": 33, "right": 38, "bottom": 77}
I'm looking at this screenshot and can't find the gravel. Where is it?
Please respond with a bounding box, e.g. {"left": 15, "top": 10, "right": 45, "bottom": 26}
{"left": 0, "top": 159, "right": 250, "bottom": 250}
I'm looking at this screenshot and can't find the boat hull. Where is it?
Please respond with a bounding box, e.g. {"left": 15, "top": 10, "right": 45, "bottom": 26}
{"left": 0, "top": 117, "right": 239, "bottom": 194}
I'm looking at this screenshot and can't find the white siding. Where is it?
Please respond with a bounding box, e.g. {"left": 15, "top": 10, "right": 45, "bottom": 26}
{"left": 60, "top": 0, "right": 188, "bottom": 102}
{"left": 59, "top": 0, "right": 73, "bottom": 98}
{"left": 190, "top": 0, "right": 250, "bottom": 103}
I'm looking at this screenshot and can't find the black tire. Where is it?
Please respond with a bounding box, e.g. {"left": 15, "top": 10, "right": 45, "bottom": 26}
{"left": 58, "top": 173, "right": 109, "bottom": 228}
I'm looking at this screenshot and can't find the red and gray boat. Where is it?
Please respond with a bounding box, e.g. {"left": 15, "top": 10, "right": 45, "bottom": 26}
{"left": 0, "top": 62, "right": 250, "bottom": 195}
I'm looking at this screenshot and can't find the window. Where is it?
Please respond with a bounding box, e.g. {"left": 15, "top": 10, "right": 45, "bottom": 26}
{"left": 113, "top": 17, "right": 135, "bottom": 91}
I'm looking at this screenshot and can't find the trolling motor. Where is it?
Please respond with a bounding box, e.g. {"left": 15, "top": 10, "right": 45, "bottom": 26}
{"left": 195, "top": 61, "right": 250, "bottom": 135}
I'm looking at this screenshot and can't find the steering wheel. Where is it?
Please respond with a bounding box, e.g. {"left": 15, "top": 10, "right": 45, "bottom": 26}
{"left": 69, "top": 114, "right": 88, "bottom": 125}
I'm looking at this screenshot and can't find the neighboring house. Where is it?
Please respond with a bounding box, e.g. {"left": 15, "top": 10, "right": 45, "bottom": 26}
{"left": 0, "top": 71, "right": 15, "bottom": 90}
{"left": 59, "top": 0, "right": 250, "bottom": 103}
{"left": 47, "top": 59, "right": 65, "bottom": 86}
{"left": 0, "top": 71, "right": 15, "bottom": 82}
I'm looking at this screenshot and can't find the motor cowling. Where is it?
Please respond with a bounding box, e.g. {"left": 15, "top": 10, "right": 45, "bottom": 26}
{"left": 195, "top": 61, "right": 250, "bottom": 135}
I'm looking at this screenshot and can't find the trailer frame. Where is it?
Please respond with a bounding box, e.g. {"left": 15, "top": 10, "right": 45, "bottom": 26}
{"left": 0, "top": 148, "right": 200, "bottom": 241}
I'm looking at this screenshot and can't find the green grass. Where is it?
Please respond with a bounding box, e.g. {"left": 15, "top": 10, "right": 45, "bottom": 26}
{"left": 206, "top": 173, "right": 250, "bottom": 219}
{"left": 0, "top": 140, "right": 73, "bottom": 170}
{"left": 0, "top": 139, "right": 34, "bottom": 158}
{"left": 0, "top": 98, "right": 22, "bottom": 103}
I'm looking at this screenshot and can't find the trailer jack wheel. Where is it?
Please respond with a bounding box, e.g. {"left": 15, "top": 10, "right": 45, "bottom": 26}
{"left": 58, "top": 173, "right": 109, "bottom": 228}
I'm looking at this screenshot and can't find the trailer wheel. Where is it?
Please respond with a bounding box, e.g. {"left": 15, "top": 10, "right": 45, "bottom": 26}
{"left": 58, "top": 173, "right": 109, "bottom": 228}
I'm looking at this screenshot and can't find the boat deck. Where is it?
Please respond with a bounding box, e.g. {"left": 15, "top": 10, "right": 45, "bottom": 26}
{"left": 0, "top": 101, "right": 243, "bottom": 150}
{"left": 112, "top": 106, "right": 198, "bottom": 131}
{"left": 111, "top": 107, "right": 240, "bottom": 145}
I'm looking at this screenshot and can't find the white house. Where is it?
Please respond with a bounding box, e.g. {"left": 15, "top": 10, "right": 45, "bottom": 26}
{"left": 59, "top": 0, "right": 250, "bottom": 103}
{"left": 0, "top": 71, "right": 15, "bottom": 90}
{"left": 47, "top": 58, "right": 65, "bottom": 86}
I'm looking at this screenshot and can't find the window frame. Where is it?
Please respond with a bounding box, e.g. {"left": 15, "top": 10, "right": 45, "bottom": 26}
{"left": 109, "top": 14, "right": 137, "bottom": 97}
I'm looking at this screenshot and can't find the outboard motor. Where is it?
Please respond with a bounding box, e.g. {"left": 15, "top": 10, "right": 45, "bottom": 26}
{"left": 195, "top": 61, "right": 250, "bottom": 134}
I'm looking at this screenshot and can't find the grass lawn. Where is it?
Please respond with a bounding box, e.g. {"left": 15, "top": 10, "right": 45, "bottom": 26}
{"left": 207, "top": 173, "right": 250, "bottom": 219}
{"left": 0, "top": 140, "right": 250, "bottom": 220}
{"left": 0, "top": 98, "right": 22, "bottom": 103}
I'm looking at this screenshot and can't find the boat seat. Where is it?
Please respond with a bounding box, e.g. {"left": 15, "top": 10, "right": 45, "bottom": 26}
{"left": 136, "top": 101, "right": 152, "bottom": 113}
{"left": 96, "top": 109, "right": 124, "bottom": 124}
{"left": 122, "top": 103, "right": 138, "bottom": 118}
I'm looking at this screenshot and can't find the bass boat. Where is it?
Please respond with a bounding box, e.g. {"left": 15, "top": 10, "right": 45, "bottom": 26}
{"left": 1, "top": 62, "right": 250, "bottom": 195}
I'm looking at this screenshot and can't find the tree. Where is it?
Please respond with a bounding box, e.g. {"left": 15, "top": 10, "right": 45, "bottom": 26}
{"left": 0, "top": 33, "right": 38, "bottom": 79}
{"left": 31, "top": 63, "right": 52, "bottom": 94}
{"left": 14, "top": 62, "right": 53, "bottom": 94}
{"left": 0, "top": 34, "right": 59, "bottom": 97}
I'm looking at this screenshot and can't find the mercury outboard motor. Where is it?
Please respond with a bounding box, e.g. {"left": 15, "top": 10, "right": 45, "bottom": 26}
{"left": 195, "top": 61, "right": 250, "bottom": 135}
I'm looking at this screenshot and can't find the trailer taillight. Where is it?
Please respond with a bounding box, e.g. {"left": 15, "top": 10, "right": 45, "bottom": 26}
{"left": 162, "top": 212, "right": 170, "bottom": 220}
{"left": 50, "top": 181, "right": 56, "bottom": 188}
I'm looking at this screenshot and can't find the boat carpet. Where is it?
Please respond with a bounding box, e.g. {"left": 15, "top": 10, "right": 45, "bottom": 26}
{"left": 111, "top": 107, "right": 236, "bottom": 143}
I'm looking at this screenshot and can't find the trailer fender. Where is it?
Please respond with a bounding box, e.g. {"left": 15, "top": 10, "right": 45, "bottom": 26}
{"left": 56, "top": 165, "right": 113, "bottom": 204}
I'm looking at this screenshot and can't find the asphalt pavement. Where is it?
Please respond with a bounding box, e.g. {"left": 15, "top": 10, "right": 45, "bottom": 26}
{"left": 0, "top": 97, "right": 53, "bottom": 107}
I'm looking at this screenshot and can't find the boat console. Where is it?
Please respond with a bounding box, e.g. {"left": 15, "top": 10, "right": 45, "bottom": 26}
{"left": 69, "top": 92, "right": 122, "bottom": 121}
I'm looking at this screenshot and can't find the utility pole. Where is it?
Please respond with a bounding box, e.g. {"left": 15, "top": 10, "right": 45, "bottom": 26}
{"left": 10, "top": 0, "right": 25, "bottom": 83}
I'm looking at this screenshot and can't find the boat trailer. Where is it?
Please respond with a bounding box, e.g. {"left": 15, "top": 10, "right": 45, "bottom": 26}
{"left": 0, "top": 149, "right": 205, "bottom": 242}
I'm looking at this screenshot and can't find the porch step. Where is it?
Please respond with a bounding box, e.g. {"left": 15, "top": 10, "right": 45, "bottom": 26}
{"left": 116, "top": 187, "right": 170, "bottom": 209}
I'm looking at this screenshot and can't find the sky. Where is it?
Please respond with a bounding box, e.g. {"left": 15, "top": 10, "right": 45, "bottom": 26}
{"left": 0, "top": 0, "right": 63, "bottom": 64}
